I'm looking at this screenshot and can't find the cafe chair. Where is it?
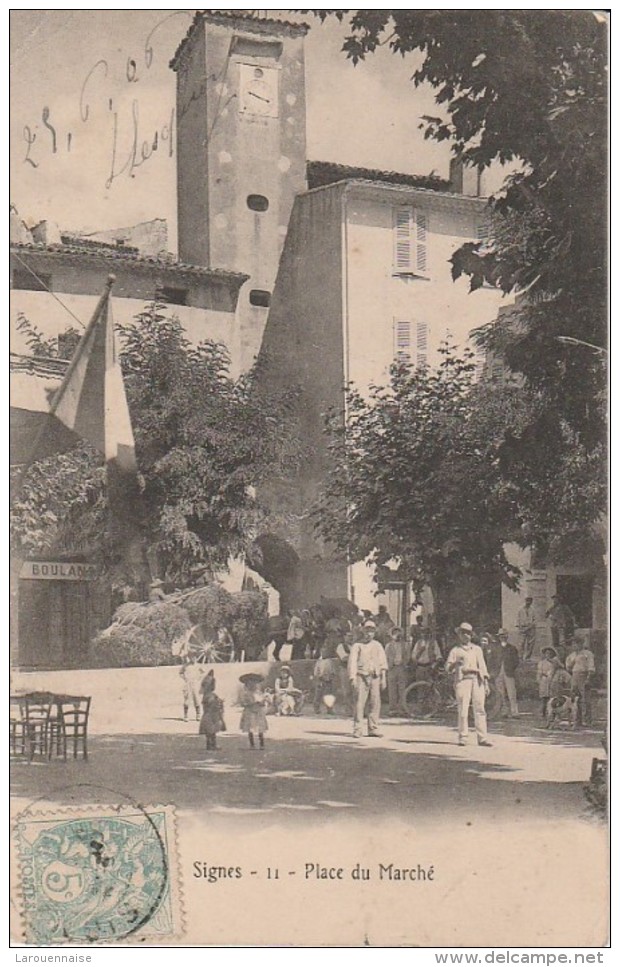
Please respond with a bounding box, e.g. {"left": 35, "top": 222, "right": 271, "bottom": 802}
{"left": 19, "top": 692, "right": 55, "bottom": 761}
{"left": 9, "top": 696, "right": 27, "bottom": 758}
{"left": 51, "top": 696, "right": 92, "bottom": 761}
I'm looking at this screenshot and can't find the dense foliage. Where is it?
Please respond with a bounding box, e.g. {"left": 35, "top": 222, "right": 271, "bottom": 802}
{"left": 305, "top": 9, "right": 607, "bottom": 556}
{"left": 11, "top": 302, "right": 302, "bottom": 585}
{"left": 314, "top": 344, "right": 605, "bottom": 629}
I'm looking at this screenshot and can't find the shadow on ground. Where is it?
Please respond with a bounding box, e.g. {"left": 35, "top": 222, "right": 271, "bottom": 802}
{"left": 10, "top": 715, "right": 602, "bottom": 830}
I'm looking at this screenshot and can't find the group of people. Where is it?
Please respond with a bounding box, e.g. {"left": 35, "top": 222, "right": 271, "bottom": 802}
{"left": 311, "top": 617, "right": 597, "bottom": 744}
{"left": 180, "top": 597, "right": 598, "bottom": 752}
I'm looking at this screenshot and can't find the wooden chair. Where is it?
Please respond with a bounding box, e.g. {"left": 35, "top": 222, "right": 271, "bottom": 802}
{"left": 20, "top": 692, "right": 55, "bottom": 761}
{"left": 51, "top": 696, "right": 91, "bottom": 760}
{"left": 9, "top": 696, "right": 26, "bottom": 757}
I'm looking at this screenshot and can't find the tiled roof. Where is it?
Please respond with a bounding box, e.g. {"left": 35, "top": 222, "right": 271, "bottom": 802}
{"left": 60, "top": 234, "right": 139, "bottom": 255}
{"left": 171, "top": 9, "right": 309, "bottom": 70}
{"left": 10, "top": 243, "right": 248, "bottom": 284}
{"left": 307, "top": 161, "right": 451, "bottom": 193}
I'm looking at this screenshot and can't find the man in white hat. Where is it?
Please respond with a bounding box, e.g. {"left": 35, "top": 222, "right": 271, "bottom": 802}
{"left": 347, "top": 620, "right": 388, "bottom": 738}
{"left": 446, "top": 622, "right": 492, "bottom": 747}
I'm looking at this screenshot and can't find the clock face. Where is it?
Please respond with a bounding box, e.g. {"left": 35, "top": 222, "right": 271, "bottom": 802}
{"left": 239, "top": 65, "right": 278, "bottom": 118}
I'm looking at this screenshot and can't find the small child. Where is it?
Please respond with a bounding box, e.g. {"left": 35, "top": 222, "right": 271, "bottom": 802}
{"left": 199, "top": 689, "right": 226, "bottom": 751}
{"left": 240, "top": 681, "right": 269, "bottom": 750}
{"left": 536, "top": 646, "right": 560, "bottom": 720}
{"left": 180, "top": 655, "right": 204, "bottom": 722}
{"left": 312, "top": 648, "right": 337, "bottom": 714}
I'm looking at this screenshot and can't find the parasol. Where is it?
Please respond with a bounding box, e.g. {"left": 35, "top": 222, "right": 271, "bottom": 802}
{"left": 239, "top": 672, "right": 265, "bottom": 686}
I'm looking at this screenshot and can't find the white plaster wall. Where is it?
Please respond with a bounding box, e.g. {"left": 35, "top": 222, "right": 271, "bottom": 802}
{"left": 10, "top": 291, "right": 239, "bottom": 371}
{"left": 344, "top": 194, "right": 507, "bottom": 392}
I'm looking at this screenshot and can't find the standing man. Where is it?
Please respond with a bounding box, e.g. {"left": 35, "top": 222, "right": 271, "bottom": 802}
{"left": 545, "top": 595, "right": 576, "bottom": 656}
{"left": 492, "top": 629, "right": 520, "bottom": 718}
{"left": 411, "top": 628, "right": 443, "bottom": 682}
{"left": 385, "top": 627, "right": 410, "bottom": 716}
{"left": 348, "top": 620, "right": 388, "bottom": 738}
{"left": 286, "top": 609, "right": 306, "bottom": 660}
{"left": 374, "top": 605, "right": 395, "bottom": 645}
{"left": 517, "top": 596, "right": 537, "bottom": 660}
{"left": 336, "top": 630, "right": 355, "bottom": 715}
{"left": 446, "top": 623, "right": 492, "bottom": 748}
{"left": 566, "top": 633, "right": 596, "bottom": 726}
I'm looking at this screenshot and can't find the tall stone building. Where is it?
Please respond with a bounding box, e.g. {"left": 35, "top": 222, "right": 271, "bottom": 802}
{"left": 171, "top": 10, "right": 308, "bottom": 370}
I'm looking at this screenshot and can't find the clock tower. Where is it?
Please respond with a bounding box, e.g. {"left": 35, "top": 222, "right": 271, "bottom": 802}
{"left": 171, "top": 11, "right": 308, "bottom": 370}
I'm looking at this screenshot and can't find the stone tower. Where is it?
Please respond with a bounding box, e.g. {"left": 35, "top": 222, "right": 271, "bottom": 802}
{"left": 171, "top": 11, "right": 308, "bottom": 370}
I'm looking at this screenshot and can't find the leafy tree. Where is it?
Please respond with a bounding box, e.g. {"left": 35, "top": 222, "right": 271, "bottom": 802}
{"left": 304, "top": 9, "right": 607, "bottom": 551}
{"left": 11, "top": 303, "right": 301, "bottom": 587}
{"left": 313, "top": 344, "right": 604, "bottom": 630}
{"left": 314, "top": 347, "right": 511, "bottom": 628}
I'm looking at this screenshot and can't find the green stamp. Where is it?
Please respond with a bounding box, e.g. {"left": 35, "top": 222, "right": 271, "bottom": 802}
{"left": 14, "top": 804, "right": 179, "bottom": 944}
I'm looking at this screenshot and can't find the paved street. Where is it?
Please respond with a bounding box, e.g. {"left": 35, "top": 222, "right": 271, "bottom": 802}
{"left": 11, "top": 700, "right": 605, "bottom": 828}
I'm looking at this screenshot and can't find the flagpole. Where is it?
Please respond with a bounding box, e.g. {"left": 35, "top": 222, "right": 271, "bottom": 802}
{"left": 11, "top": 275, "right": 116, "bottom": 494}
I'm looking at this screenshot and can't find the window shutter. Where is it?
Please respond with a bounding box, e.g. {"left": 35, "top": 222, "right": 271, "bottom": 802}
{"left": 416, "top": 321, "right": 428, "bottom": 368}
{"left": 415, "top": 210, "right": 428, "bottom": 274}
{"left": 394, "top": 320, "right": 412, "bottom": 364}
{"left": 393, "top": 208, "right": 413, "bottom": 272}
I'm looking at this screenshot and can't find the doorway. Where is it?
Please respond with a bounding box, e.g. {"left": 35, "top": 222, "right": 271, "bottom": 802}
{"left": 555, "top": 574, "right": 594, "bottom": 628}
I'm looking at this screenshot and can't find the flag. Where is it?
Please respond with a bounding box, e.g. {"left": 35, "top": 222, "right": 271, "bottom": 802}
{"left": 49, "top": 275, "right": 137, "bottom": 471}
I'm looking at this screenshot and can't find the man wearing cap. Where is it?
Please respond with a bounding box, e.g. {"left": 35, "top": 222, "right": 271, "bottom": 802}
{"left": 517, "top": 596, "right": 537, "bottom": 660}
{"left": 491, "top": 629, "right": 520, "bottom": 718}
{"left": 446, "top": 623, "right": 492, "bottom": 747}
{"left": 348, "top": 621, "right": 388, "bottom": 738}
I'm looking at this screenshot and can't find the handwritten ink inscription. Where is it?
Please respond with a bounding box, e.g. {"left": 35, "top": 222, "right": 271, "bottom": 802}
{"left": 20, "top": 12, "right": 191, "bottom": 188}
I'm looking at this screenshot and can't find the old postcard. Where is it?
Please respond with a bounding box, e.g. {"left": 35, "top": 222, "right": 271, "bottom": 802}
{"left": 10, "top": 9, "right": 609, "bottom": 948}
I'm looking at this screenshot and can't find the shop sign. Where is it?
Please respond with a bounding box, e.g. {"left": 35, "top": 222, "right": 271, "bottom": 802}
{"left": 20, "top": 561, "right": 98, "bottom": 582}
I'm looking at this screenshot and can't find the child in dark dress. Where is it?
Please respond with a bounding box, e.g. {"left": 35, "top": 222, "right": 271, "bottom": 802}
{"left": 199, "top": 689, "right": 226, "bottom": 751}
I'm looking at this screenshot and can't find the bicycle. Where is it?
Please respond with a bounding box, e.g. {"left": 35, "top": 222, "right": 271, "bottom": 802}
{"left": 404, "top": 664, "right": 457, "bottom": 718}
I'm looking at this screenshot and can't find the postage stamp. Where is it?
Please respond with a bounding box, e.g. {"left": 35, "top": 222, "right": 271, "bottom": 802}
{"left": 11, "top": 803, "right": 182, "bottom": 945}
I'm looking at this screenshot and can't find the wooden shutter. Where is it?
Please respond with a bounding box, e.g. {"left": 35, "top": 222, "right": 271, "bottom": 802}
{"left": 393, "top": 208, "right": 413, "bottom": 272}
{"left": 394, "top": 320, "right": 412, "bottom": 363}
{"left": 416, "top": 321, "right": 428, "bottom": 368}
{"left": 394, "top": 207, "right": 429, "bottom": 275}
{"left": 415, "top": 210, "right": 428, "bottom": 274}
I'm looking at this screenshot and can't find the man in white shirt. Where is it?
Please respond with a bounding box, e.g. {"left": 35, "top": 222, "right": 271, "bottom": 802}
{"left": 566, "top": 633, "right": 596, "bottom": 726}
{"left": 446, "top": 622, "right": 492, "bottom": 748}
{"left": 348, "top": 620, "right": 388, "bottom": 738}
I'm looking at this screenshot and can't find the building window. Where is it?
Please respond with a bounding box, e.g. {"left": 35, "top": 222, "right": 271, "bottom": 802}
{"left": 249, "top": 289, "right": 271, "bottom": 308}
{"left": 416, "top": 321, "right": 428, "bottom": 368}
{"left": 157, "top": 286, "right": 188, "bottom": 306}
{"left": 393, "top": 320, "right": 412, "bottom": 364}
{"left": 393, "top": 207, "right": 428, "bottom": 276}
{"left": 12, "top": 267, "right": 52, "bottom": 292}
{"left": 247, "top": 194, "right": 269, "bottom": 212}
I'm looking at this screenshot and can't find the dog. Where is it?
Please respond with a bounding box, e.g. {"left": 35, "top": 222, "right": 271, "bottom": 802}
{"left": 545, "top": 693, "right": 580, "bottom": 729}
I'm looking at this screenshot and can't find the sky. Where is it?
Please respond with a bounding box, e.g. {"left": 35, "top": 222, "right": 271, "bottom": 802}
{"left": 10, "top": 9, "right": 499, "bottom": 253}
